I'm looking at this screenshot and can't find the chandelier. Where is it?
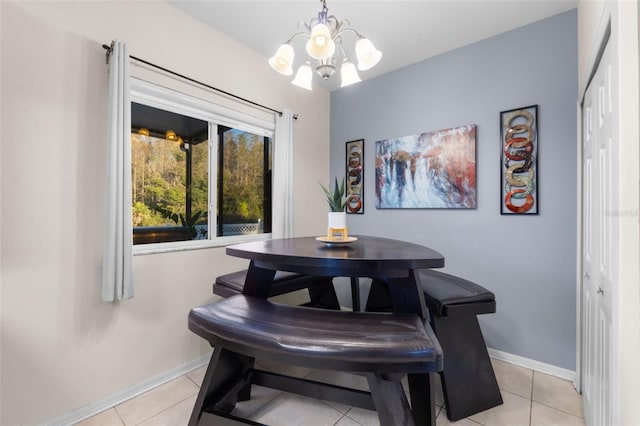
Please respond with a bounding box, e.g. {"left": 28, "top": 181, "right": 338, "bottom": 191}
{"left": 268, "top": 0, "right": 382, "bottom": 90}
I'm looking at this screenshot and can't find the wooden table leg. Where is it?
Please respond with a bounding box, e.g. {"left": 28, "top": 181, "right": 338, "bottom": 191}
{"left": 385, "top": 270, "right": 428, "bottom": 319}
{"left": 350, "top": 277, "right": 360, "bottom": 311}
{"left": 243, "top": 261, "right": 276, "bottom": 298}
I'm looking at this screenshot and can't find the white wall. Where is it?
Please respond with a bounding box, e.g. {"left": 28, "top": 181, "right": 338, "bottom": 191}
{"left": 0, "top": 1, "right": 330, "bottom": 424}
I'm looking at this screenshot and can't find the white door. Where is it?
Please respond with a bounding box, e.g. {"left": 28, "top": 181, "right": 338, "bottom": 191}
{"left": 581, "top": 36, "right": 617, "bottom": 426}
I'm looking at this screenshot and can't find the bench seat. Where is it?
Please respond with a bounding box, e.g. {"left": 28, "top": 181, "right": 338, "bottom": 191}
{"left": 213, "top": 269, "right": 341, "bottom": 309}
{"left": 188, "top": 295, "right": 443, "bottom": 425}
{"left": 419, "top": 269, "right": 496, "bottom": 317}
{"left": 190, "top": 294, "right": 442, "bottom": 373}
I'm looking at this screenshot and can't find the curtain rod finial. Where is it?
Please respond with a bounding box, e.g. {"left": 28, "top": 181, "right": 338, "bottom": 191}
{"left": 103, "top": 40, "right": 116, "bottom": 65}
{"left": 103, "top": 41, "right": 115, "bottom": 65}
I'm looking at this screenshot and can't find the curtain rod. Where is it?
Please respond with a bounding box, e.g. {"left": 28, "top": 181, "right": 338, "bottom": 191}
{"left": 102, "top": 43, "right": 284, "bottom": 117}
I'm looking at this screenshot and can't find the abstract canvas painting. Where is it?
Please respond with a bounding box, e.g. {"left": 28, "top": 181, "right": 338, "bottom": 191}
{"left": 375, "top": 125, "right": 476, "bottom": 209}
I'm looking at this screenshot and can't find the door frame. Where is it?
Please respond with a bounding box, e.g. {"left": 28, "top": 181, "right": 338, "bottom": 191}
{"left": 576, "top": 0, "right": 613, "bottom": 397}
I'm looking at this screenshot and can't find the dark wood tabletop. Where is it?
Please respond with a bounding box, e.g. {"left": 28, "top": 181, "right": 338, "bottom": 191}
{"left": 226, "top": 235, "right": 445, "bottom": 320}
{"left": 226, "top": 235, "right": 445, "bottom": 279}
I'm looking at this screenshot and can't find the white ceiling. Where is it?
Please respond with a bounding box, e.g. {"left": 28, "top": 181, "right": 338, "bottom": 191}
{"left": 169, "top": 0, "right": 577, "bottom": 91}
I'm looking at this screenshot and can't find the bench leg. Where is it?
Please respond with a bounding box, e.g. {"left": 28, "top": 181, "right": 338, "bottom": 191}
{"left": 366, "top": 373, "right": 416, "bottom": 426}
{"left": 189, "top": 348, "right": 254, "bottom": 426}
{"left": 407, "top": 373, "right": 437, "bottom": 426}
{"left": 432, "top": 315, "right": 503, "bottom": 421}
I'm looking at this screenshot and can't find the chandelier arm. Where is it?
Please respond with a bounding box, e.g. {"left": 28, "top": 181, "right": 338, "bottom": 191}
{"left": 302, "top": 19, "right": 316, "bottom": 32}
{"left": 333, "top": 27, "right": 361, "bottom": 41}
{"left": 333, "top": 42, "right": 347, "bottom": 60}
{"left": 326, "top": 15, "right": 350, "bottom": 35}
{"left": 286, "top": 31, "right": 312, "bottom": 44}
{"left": 325, "top": 15, "right": 341, "bottom": 32}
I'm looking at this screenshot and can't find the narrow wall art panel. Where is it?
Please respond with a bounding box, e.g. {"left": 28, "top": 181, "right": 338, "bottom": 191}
{"left": 500, "top": 105, "right": 538, "bottom": 214}
{"left": 346, "top": 139, "right": 364, "bottom": 214}
{"left": 375, "top": 124, "right": 477, "bottom": 209}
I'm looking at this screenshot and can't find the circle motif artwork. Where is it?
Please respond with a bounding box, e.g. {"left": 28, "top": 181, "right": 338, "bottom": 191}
{"left": 346, "top": 139, "right": 364, "bottom": 214}
{"left": 501, "top": 105, "right": 538, "bottom": 214}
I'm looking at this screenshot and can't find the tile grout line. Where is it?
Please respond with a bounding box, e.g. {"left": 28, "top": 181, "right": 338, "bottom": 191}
{"left": 114, "top": 408, "right": 126, "bottom": 426}
{"left": 128, "top": 389, "right": 199, "bottom": 426}
{"left": 335, "top": 410, "right": 363, "bottom": 426}
{"left": 529, "top": 370, "right": 585, "bottom": 420}
{"left": 529, "top": 370, "right": 535, "bottom": 426}
{"left": 185, "top": 372, "right": 202, "bottom": 388}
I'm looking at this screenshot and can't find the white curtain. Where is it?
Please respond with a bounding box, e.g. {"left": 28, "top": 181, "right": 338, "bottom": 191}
{"left": 272, "top": 108, "right": 294, "bottom": 238}
{"left": 102, "top": 41, "right": 134, "bottom": 302}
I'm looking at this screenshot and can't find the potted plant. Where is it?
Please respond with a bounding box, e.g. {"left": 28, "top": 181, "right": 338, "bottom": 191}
{"left": 319, "top": 177, "right": 348, "bottom": 238}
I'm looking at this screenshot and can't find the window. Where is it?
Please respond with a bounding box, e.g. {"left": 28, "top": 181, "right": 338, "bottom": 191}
{"left": 130, "top": 79, "right": 274, "bottom": 250}
{"left": 217, "top": 126, "right": 272, "bottom": 237}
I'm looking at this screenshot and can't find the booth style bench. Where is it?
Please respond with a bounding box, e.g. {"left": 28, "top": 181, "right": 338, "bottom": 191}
{"left": 213, "top": 269, "right": 342, "bottom": 310}
{"left": 188, "top": 294, "right": 443, "bottom": 426}
{"left": 366, "top": 269, "right": 502, "bottom": 421}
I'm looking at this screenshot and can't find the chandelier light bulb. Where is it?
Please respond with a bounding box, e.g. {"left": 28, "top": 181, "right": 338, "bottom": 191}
{"left": 305, "top": 23, "right": 335, "bottom": 60}
{"left": 340, "top": 60, "right": 361, "bottom": 87}
{"left": 269, "top": 43, "right": 295, "bottom": 76}
{"left": 355, "top": 37, "right": 382, "bottom": 71}
{"left": 291, "top": 62, "right": 313, "bottom": 90}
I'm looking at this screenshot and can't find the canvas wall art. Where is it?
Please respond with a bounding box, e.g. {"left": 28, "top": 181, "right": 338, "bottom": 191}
{"left": 375, "top": 124, "right": 477, "bottom": 209}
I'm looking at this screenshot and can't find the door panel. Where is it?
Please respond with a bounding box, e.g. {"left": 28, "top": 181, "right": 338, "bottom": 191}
{"left": 582, "top": 36, "right": 615, "bottom": 426}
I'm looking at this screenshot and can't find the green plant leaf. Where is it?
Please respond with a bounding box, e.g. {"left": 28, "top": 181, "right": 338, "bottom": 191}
{"left": 319, "top": 177, "right": 347, "bottom": 212}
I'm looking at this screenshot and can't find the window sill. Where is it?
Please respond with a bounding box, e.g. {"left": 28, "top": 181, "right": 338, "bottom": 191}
{"left": 133, "top": 233, "right": 272, "bottom": 256}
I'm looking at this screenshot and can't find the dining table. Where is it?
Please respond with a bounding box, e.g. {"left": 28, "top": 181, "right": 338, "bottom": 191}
{"left": 226, "top": 234, "right": 445, "bottom": 425}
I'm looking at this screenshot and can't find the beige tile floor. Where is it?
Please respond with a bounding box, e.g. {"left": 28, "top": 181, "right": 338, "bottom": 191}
{"left": 75, "top": 358, "right": 585, "bottom": 426}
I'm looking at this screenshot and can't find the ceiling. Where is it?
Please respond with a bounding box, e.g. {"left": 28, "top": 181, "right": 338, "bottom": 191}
{"left": 169, "top": 0, "right": 576, "bottom": 91}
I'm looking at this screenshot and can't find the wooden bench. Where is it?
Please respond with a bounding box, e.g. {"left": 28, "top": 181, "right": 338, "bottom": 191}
{"left": 214, "top": 269, "right": 344, "bottom": 310}
{"left": 366, "top": 269, "right": 502, "bottom": 421}
{"left": 188, "top": 294, "right": 443, "bottom": 426}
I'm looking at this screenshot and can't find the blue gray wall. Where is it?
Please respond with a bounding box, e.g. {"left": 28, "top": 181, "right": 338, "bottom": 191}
{"left": 330, "top": 10, "right": 578, "bottom": 370}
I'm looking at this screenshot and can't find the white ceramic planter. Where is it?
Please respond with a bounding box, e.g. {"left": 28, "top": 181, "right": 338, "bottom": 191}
{"left": 327, "top": 212, "right": 347, "bottom": 229}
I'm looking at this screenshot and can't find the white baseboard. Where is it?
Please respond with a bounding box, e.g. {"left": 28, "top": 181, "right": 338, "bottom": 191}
{"left": 42, "top": 354, "right": 211, "bottom": 426}
{"left": 488, "top": 347, "right": 576, "bottom": 381}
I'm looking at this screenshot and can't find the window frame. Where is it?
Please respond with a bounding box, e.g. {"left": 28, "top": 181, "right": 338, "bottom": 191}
{"left": 130, "top": 78, "right": 275, "bottom": 255}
